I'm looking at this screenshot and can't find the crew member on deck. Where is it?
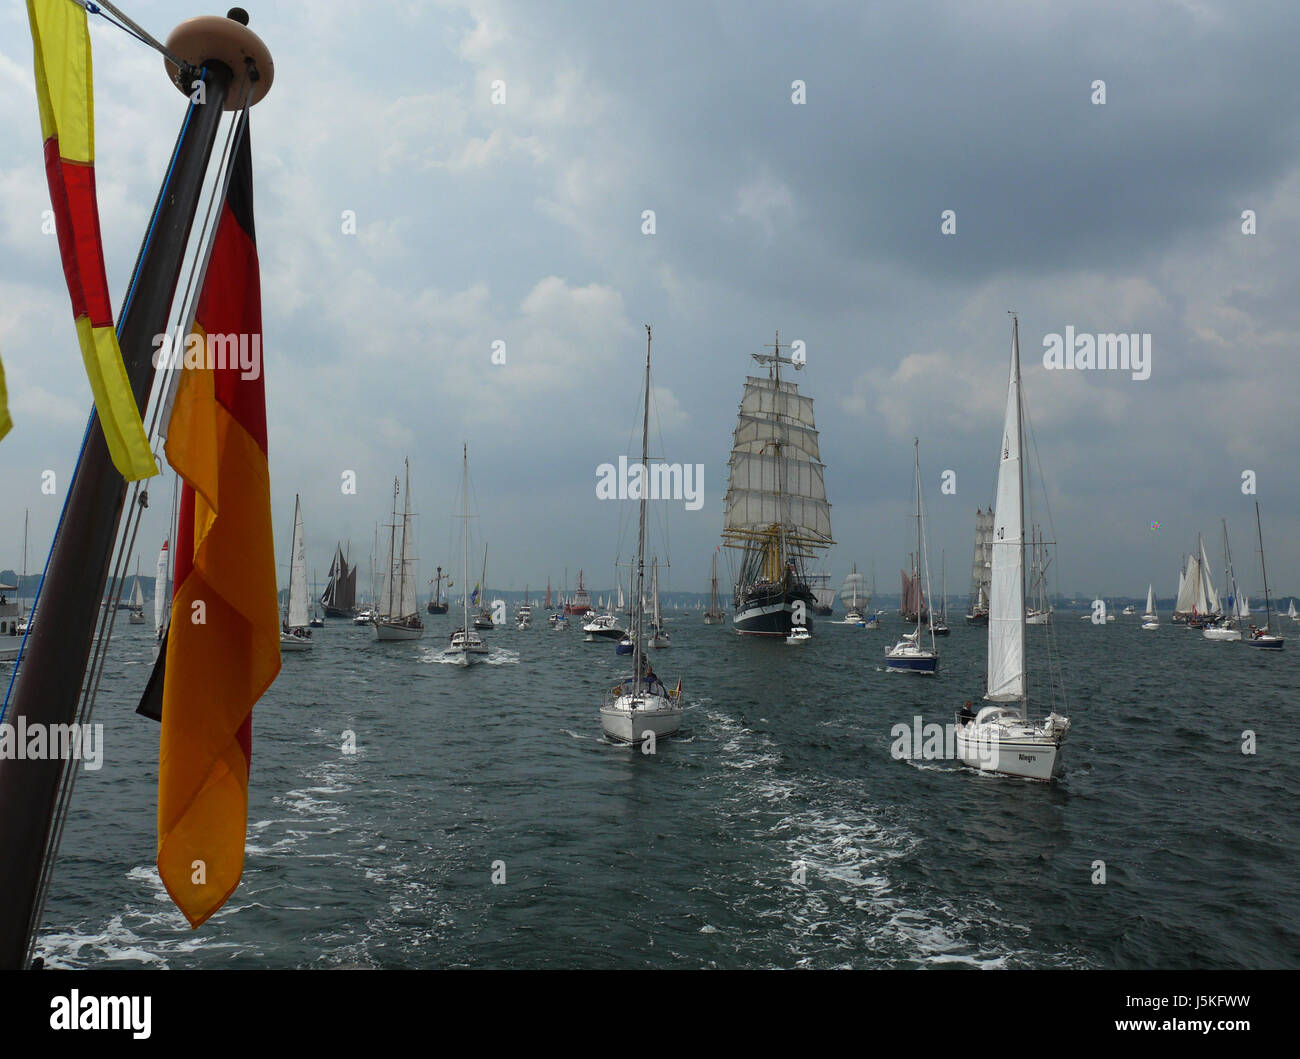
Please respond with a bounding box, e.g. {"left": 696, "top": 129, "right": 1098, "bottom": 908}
{"left": 959, "top": 700, "right": 976, "bottom": 726}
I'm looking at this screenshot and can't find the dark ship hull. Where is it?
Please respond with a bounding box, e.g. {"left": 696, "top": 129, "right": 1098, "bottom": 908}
{"left": 733, "top": 582, "right": 816, "bottom": 637}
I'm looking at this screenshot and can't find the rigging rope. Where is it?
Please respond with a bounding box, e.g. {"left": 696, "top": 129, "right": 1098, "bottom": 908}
{"left": 71, "top": 0, "right": 196, "bottom": 79}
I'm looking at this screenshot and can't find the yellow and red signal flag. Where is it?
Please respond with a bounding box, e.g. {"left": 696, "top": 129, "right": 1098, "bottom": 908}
{"left": 157, "top": 112, "right": 280, "bottom": 928}
{"left": 27, "top": 0, "right": 156, "bottom": 480}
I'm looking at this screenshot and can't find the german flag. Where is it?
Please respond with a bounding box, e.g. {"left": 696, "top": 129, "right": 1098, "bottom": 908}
{"left": 157, "top": 112, "right": 280, "bottom": 928}
{"left": 27, "top": 0, "right": 155, "bottom": 480}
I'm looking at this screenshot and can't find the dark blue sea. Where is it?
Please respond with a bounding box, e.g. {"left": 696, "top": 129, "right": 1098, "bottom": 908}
{"left": 27, "top": 612, "right": 1300, "bottom": 968}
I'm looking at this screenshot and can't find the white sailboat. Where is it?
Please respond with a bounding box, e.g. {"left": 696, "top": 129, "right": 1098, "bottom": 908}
{"left": 1204, "top": 520, "right": 1242, "bottom": 641}
{"left": 885, "top": 439, "right": 939, "bottom": 674}
{"left": 473, "top": 546, "right": 495, "bottom": 629}
{"left": 1025, "top": 526, "right": 1053, "bottom": 625}
{"left": 954, "top": 314, "right": 1071, "bottom": 781}
{"left": 374, "top": 460, "right": 424, "bottom": 641}
{"left": 600, "top": 326, "right": 684, "bottom": 743}
{"left": 127, "top": 560, "right": 146, "bottom": 624}
{"left": 1245, "top": 502, "right": 1284, "bottom": 650}
{"left": 1141, "top": 583, "right": 1159, "bottom": 629}
{"left": 839, "top": 563, "right": 868, "bottom": 625}
{"left": 445, "top": 444, "right": 490, "bottom": 664}
{"left": 280, "top": 494, "right": 314, "bottom": 651}
{"left": 1287, "top": 599, "right": 1297, "bottom": 622}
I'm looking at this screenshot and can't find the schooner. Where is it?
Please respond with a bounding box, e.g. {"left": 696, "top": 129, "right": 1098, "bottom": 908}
{"left": 722, "top": 334, "right": 833, "bottom": 637}
{"left": 703, "top": 550, "right": 725, "bottom": 623}
{"left": 320, "top": 542, "right": 357, "bottom": 618}
{"left": 965, "top": 507, "right": 993, "bottom": 625}
{"left": 374, "top": 460, "right": 423, "bottom": 640}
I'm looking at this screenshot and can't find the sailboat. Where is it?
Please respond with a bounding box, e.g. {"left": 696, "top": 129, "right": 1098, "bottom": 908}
{"left": 1173, "top": 537, "right": 1221, "bottom": 627}
{"left": 954, "top": 314, "right": 1071, "bottom": 781}
{"left": 516, "top": 586, "right": 533, "bottom": 629}
{"left": 932, "top": 551, "right": 951, "bottom": 635}
{"left": 722, "top": 332, "right": 833, "bottom": 637}
{"left": 1141, "top": 584, "right": 1159, "bottom": 629}
{"left": 1204, "top": 520, "right": 1242, "bottom": 641}
{"left": 153, "top": 538, "right": 170, "bottom": 641}
{"left": 965, "top": 507, "right": 993, "bottom": 625}
{"left": 374, "top": 460, "right": 424, "bottom": 640}
{"left": 885, "top": 439, "right": 939, "bottom": 674}
{"left": 839, "top": 563, "right": 868, "bottom": 625}
{"left": 445, "top": 444, "right": 490, "bottom": 664}
{"left": 353, "top": 525, "right": 379, "bottom": 625}
{"left": 472, "top": 546, "right": 495, "bottom": 629}
{"left": 599, "top": 326, "right": 683, "bottom": 743}
{"left": 308, "top": 570, "right": 324, "bottom": 627}
{"left": 864, "top": 565, "right": 881, "bottom": 628}
{"left": 127, "top": 560, "right": 146, "bottom": 624}
{"left": 320, "top": 542, "right": 357, "bottom": 617}
{"left": 280, "top": 494, "right": 314, "bottom": 651}
{"left": 426, "top": 566, "right": 451, "bottom": 614}
{"left": 1025, "top": 525, "right": 1054, "bottom": 625}
{"left": 1245, "top": 502, "right": 1284, "bottom": 650}
{"left": 648, "top": 559, "right": 670, "bottom": 647}
{"left": 703, "top": 550, "right": 725, "bottom": 623}
{"left": 1287, "top": 599, "right": 1298, "bottom": 622}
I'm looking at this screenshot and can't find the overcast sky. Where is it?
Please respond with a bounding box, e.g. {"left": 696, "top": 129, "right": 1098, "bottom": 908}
{"left": 2, "top": 0, "right": 1298, "bottom": 604}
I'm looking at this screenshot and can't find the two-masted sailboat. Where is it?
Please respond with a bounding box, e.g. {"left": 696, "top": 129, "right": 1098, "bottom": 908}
{"left": 320, "top": 542, "right": 357, "bottom": 618}
{"left": 703, "top": 550, "right": 725, "bottom": 623}
{"left": 965, "top": 507, "right": 993, "bottom": 624}
{"left": 886, "top": 440, "right": 939, "bottom": 673}
{"left": 600, "top": 327, "right": 683, "bottom": 743}
{"left": 721, "top": 333, "right": 832, "bottom": 636}
{"left": 1204, "top": 520, "right": 1243, "bottom": 641}
{"left": 446, "top": 444, "right": 489, "bottom": 664}
{"left": 374, "top": 460, "right": 423, "bottom": 640}
{"left": 280, "top": 494, "right": 313, "bottom": 651}
{"left": 1172, "top": 538, "right": 1221, "bottom": 626}
{"left": 954, "top": 315, "right": 1071, "bottom": 781}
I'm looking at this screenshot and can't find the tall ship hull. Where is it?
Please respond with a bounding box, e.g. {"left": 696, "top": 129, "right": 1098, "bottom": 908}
{"left": 734, "top": 581, "right": 816, "bottom": 636}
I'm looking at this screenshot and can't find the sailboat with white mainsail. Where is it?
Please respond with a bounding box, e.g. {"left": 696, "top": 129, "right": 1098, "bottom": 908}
{"left": 374, "top": 460, "right": 424, "bottom": 641}
{"left": 1141, "top": 584, "right": 1159, "bottom": 629}
{"left": 600, "top": 327, "right": 684, "bottom": 743}
{"left": 127, "top": 559, "right": 146, "bottom": 624}
{"left": 1287, "top": 599, "right": 1298, "bottom": 622}
{"left": 954, "top": 314, "right": 1071, "bottom": 781}
{"left": 885, "top": 439, "right": 939, "bottom": 674}
{"left": 722, "top": 333, "right": 833, "bottom": 637}
{"left": 280, "top": 494, "right": 314, "bottom": 651}
{"left": 446, "top": 444, "right": 489, "bottom": 664}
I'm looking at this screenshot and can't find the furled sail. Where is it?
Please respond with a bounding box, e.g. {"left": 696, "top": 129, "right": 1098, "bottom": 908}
{"left": 154, "top": 539, "right": 170, "bottom": 634}
{"left": 988, "top": 321, "right": 1026, "bottom": 703}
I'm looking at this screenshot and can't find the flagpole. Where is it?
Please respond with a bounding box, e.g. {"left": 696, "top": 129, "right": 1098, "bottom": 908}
{"left": 0, "top": 11, "right": 273, "bottom": 970}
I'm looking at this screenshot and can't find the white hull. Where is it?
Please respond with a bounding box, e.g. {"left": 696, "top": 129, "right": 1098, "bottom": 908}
{"left": 599, "top": 692, "right": 683, "bottom": 744}
{"left": 1203, "top": 625, "right": 1240, "bottom": 641}
{"left": 280, "top": 632, "right": 314, "bottom": 652}
{"left": 128, "top": 611, "right": 146, "bottom": 625}
{"left": 954, "top": 708, "right": 1069, "bottom": 781}
{"left": 445, "top": 646, "right": 488, "bottom": 665}
{"left": 1141, "top": 620, "right": 1159, "bottom": 629}
{"left": 374, "top": 619, "right": 424, "bottom": 641}
{"left": 1025, "top": 608, "right": 1052, "bottom": 625}
{"left": 786, "top": 628, "right": 812, "bottom": 644}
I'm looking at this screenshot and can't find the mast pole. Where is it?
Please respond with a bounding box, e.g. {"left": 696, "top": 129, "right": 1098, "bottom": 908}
{"left": 1256, "top": 501, "right": 1273, "bottom": 630}
{"left": 399, "top": 458, "right": 410, "bottom": 617}
{"left": 0, "top": 13, "right": 264, "bottom": 968}
{"left": 1013, "top": 312, "right": 1027, "bottom": 709}
{"left": 633, "top": 326, "right": 652, "bottom": 695}
{"left": 463, "top": 445, "right": 470, "bottom": 632}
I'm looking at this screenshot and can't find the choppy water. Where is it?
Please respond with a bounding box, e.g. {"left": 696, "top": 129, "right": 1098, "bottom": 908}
{"left": 24, "top": 612, "right": 1300, "bottom": 968}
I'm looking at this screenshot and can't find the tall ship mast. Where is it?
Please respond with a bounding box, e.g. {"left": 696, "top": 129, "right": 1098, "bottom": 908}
{"left": 722, "top": 333, "right": 833, "bottom": 636}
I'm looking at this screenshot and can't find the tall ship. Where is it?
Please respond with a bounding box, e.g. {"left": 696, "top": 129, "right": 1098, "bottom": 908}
{"left": 703, "top": 550, "right": 725, "bottom": 623}
{"left": 810, "top": 572, "right": 834, "bottom": 616}
{"left": 1171, "top": 536, "right": 1221, "bottom": 626}
{"left": 564, "top": 570, "right": 593, "bottom": 615}
{"left": 965, "top": 507, "right": 993, "bottom": 624}
{"left": 722, "top": 334, "right": 833, "bottom": 636}
{"left": 374, "top": 460, "right": 424, "bottom": 640}
{"left": 899, "top": 563, "right": 929, "bottom": 623}
{"left": 320, "top": 542, "right": 357, "bottom": 618}
{"left": 426, "top": 566, "right": 451, "bottom": 614}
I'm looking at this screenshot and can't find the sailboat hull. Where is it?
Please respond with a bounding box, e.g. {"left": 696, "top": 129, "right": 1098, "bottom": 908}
{"left": 884, "top": 652, "right": 939, "bottom": 674}
{"left": 426, "top": 602, "right": 449, "bottom": 614}
{"left": 733, "top": 587, "right": 814, "bottom": 637}
{"left": 280, "top": 633, "right": 314, "bottom": 652}
{"left": 374, "top": 619, "right": 424, "bottom": 641}
{"left": 1245, "top": 635, "right": 1284, "bottom": 650}
{"left": 599, "top": 693, "right": 683, "bottom": 744}
{"left": 955, "top": 730, "right": 1061, "bottom": 781}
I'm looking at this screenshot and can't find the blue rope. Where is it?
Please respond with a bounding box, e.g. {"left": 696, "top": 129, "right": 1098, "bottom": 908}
{"left": 1, "top": 81, "right": 204, "bottom": 723}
